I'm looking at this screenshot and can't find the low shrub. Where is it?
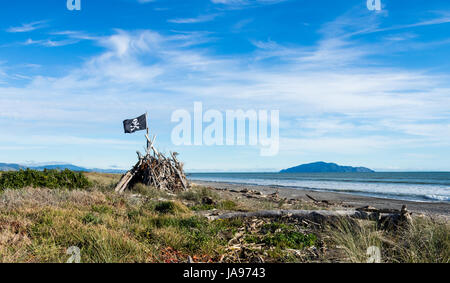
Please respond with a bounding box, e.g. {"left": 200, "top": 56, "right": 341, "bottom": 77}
{"left": 154, "top": 201, "right": 189, "bottom": 214}
{"left": 246, "top": 223, "right": 317, "bottom": 249}
{"left": 0, "top": 169, "right": 91, "bottom": 191}
{"left": 82, "top": 213, "right": 102, "bottom": 225}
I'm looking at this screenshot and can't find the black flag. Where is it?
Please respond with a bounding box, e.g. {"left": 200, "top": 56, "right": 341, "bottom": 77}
{"left": 123, "top": 114, "right": 147, "bottom": 134}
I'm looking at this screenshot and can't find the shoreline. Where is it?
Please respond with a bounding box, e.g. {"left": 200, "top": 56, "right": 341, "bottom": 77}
{"left": 191, "top": 180, "right": 450, "bottom": 217}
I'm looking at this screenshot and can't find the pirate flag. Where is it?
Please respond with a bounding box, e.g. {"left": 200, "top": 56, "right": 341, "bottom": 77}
{"left": 123, "top": 114, "right": 147, "bottom": 134}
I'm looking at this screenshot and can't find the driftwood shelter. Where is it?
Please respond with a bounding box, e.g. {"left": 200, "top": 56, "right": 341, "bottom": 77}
{"left": 114, "top": 130, "right": 189, "bottom": 194}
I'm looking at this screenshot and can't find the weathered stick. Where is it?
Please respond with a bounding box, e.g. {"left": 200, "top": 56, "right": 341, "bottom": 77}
{"left": 115, "top": 171, "right": 134, "bottom": 193}
{"left": 306, "top": 194, "right": 331, "bottom": 205}
{"left": 145, "top": 134, "right": 159, "bottom": 156}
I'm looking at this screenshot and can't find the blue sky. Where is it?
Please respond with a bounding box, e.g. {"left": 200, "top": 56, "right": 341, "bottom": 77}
{"left": 0, "top": 0, "right": 450, "bottom": 171}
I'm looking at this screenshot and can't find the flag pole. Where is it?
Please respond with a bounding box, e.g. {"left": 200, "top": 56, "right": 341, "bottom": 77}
{"left": 145, "top": 111, "right": 149, "bottom": 135}
{"left": 145, "top": 112, "right": 149, "bottom": 154}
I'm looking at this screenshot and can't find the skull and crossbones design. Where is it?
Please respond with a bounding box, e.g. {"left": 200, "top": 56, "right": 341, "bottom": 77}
{"left": 130, "top": 119, "right": 140, "bottom": 131}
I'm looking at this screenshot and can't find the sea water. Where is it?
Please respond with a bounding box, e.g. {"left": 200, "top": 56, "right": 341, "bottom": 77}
{"left": 188, "top": 172, "right": 450, "bottom": 203}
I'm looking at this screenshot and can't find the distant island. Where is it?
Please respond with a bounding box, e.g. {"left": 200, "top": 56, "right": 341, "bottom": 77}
{"left": 0, "top": 162, "right": 125, "bottom": 174}
{"left": 280, "top": 162, "right": 374, "bottom": 173}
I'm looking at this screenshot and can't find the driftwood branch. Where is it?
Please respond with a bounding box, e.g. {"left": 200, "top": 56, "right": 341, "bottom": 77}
{"left": 306, "top": 194, "right": 332, "bottom": 205}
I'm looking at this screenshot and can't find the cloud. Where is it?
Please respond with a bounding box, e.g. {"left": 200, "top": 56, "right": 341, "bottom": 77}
{"left": 233, "top": 18, "right": 253, "bottom": 30}
{"left": 6, "top": 20, "right": 48, "bottom": 33}
{"left": 329, "top": 10, "right": 450, "bottom": 38}
{"left": 0, "top": 135, "right": 140, "bottom": 147}
{"left": 49, "top": 30, "right": 99, "bottom": 41}
{"left": 168, "top": 14, "right": 219, "bottom": 24}
{"left": 23, "top": 38, "right": 79, "bottom": 47}
{"left": 210, "top": 0, "right": 287, "bottom": 10}
{"left": 280, "top": 136, "right": 402, "bottom": 154}
{"left": 367, "top": 13, "right": 450, "bottom": 34}
{"left": 211, "top": 0, "right": 285, "bottom": 5}
{"left": 4, "top": 31, "right": 97, "bottom": 49}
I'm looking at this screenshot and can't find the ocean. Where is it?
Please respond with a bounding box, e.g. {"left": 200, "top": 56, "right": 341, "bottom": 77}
{"left": 188, "top": 172, "right": 450, "bottom": 203}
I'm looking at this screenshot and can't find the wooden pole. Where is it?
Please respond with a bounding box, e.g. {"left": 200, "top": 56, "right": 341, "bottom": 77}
{"left": 145, "top": 112, "right": 149, "bottom": 155}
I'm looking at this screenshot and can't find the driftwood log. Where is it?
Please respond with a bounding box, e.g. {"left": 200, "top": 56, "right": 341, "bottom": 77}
{"left": 114, "top": 134, "right": 189, "bottom": 194}
{"left": 211, "top": 210, "right": 378, "bottom": 221}
{"left": 210, "top": 205, "right": 413, "bottom": 230}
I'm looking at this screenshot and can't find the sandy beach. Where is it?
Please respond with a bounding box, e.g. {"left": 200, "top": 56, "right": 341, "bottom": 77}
{"left": 192, "top": 180, "right": 450, "bottom": 218}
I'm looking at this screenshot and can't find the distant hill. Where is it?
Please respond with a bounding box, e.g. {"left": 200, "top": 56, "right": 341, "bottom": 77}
{"left": 0, "top": 163, "right": 125, "bottom": 174}
{"left": 280, "top": 162, "right": 374, "bottom": 173}
{"left": 30, "top": 164, "right": 90, "bottom": 172}
{"left": 0, "top": 163, "right": 26, "bottom": 171}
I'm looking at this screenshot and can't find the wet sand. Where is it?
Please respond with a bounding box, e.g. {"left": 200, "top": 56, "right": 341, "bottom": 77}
{"left": 192, "top": 180, "right": 450, "bottom": 218}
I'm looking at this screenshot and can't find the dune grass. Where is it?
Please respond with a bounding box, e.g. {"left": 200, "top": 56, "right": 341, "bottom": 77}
{"left": 324, "top": 217, "right": 449, "bottom": 263}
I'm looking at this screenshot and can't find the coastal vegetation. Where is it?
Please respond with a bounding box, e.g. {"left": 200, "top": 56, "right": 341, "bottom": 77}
{"left": 0, "top": 172, "right": 448, "bottom": 263}
{"left": 0, "top": 169, "right": 91, "bottom": 191}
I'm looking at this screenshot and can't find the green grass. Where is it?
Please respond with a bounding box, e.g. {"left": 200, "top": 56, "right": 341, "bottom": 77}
{"left": 82, "top": 212, "right": 103, "bottom": 225}
{"left": 245, "top": 222, "right": 317, "bottom": 250}
{"left": 0, "top": 169, "right": 90, "bottom": 191}
{"left": 154, "top": 201, "right": 190, "bottom": 214}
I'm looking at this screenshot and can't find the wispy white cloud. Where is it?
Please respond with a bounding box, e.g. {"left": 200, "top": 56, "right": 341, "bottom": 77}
{"left": 211, "top": 0, "right": 286, "bottom": 6}
{"left": 168, "top": 14, "right": 219, "bottom": 24}
{"left": 12, "top": 30, "right": 98, "bottom": 48}
{"left": 383, "top": 32, "right": 418, "bottom": 42}
{"left": 0, "top": 135, "right": 140, "bottom": 147}
{"left": 0, "top": 66, "right": 6, "bottom": 84}
{"left": 23, "top": 38, "right": 79, "bottom": 47}
{"left": 325, "top": 9, "right": 450, "bottom": 38}
{"left": 6, "top": 20, "right": 48, "bottom": 33}
{"left": 49, "top": 30, "right": 99, "bottom": 41}
{"left": 233, "top": 18, "right": 253, "bottom": 31}
{"left": 364, "top": 13, "right": 450, "bottom": 35}
{"left": 210, "top": 0, "right": 288, "bottom": 10}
